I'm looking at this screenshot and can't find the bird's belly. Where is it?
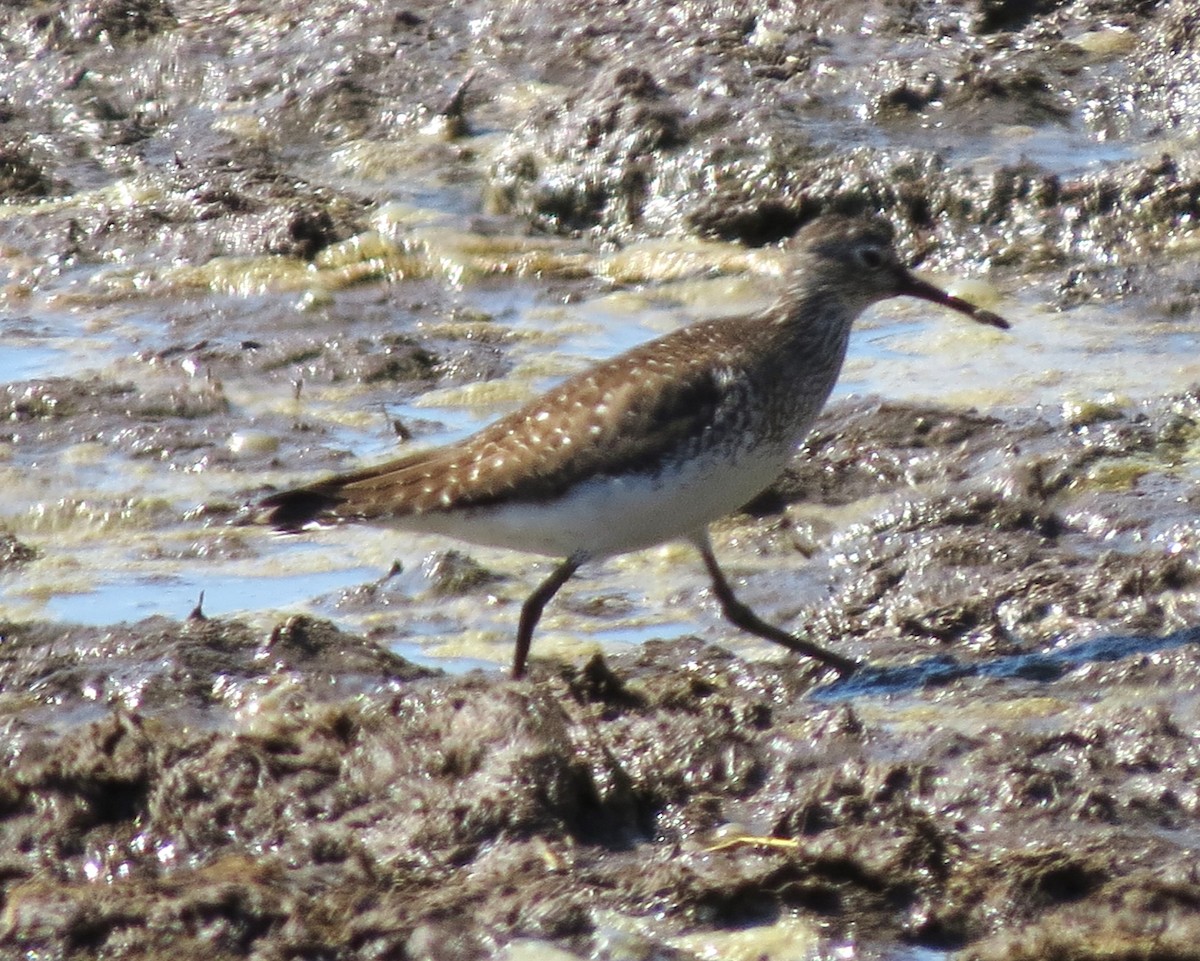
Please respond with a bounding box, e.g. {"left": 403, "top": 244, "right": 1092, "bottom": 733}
{"left": 393, "top": 445, "right": 794, "bottom": 559}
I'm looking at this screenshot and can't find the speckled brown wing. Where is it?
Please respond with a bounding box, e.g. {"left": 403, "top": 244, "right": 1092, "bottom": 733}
{"left": 263, "top": 316, "right": 760, "bottom": 528}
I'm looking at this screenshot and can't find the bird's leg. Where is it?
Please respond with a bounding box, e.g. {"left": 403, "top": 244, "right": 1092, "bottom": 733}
{"left": 513, "top": 553, "right": 586, "bottom": 679}
{"left": 690, "top": 530, "right": 860, "bottom": 677}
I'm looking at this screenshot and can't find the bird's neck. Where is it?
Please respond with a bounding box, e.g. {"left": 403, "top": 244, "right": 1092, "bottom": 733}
{"left": 769, "top": 285, "right": 859, "bottom": 369}
{"left": 736, "top": 288, "right": 860, "bottom": 446}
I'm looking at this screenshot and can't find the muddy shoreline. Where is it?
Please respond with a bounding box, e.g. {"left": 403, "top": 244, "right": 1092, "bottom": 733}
{"left": 6, "top": 391, "right": 1200, "bottom": 959}
{"left": 3, "top": 0, "right": 1200, "bottom": 958}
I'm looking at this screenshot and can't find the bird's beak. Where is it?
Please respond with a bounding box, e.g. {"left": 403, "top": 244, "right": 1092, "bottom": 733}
{"left": 897, "top": 270, "right": 1011, "bottom": 330}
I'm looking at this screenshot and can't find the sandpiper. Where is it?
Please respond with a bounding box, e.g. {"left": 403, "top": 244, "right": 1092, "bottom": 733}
{"left": 262, "top": 215, "right": 1009, "bottom": 678}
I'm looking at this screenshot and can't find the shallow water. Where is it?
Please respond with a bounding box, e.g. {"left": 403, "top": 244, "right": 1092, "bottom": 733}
{"left": 0, "top": 0, "right": 1196, "bottom": 683}
{"left": 46, "top": 563, "right": 380, "bottom": 626}
{"left": 3, "top": 202, "right": 1200, "bottom": 671}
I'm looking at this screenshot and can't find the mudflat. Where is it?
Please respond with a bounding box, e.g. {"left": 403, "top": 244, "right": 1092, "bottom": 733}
{"left": 3, "top": 1, "right": 1200, "bottom": 958}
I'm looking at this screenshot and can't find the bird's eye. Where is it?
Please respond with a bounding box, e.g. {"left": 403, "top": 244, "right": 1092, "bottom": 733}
{"left": 856, "top": 245, "right": 886, "bottom": 269}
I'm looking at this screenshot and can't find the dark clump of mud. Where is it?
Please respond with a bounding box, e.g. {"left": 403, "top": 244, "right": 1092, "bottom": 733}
{"left": 2, "top": 151, "right": 371, "bottom": 265}
{"left": 2, "top": 609, "right": 1200, "bottom": 959}
{"left": 747, "top": 391, "right": 1200, "bottom": 667}
{"left": 487, "top": 0, "right": 1200, "bottom": 270}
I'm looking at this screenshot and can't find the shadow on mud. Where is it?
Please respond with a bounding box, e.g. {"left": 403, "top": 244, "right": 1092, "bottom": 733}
{"left": 818, "top": 627, "right": 1200, "bottom": 700}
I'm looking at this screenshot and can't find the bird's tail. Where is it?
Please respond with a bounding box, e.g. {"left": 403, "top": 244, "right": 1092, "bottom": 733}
{"left": 259, "top": 485, "right": 346, "bottom": 532}
{"left": 257, "top": 446, "right": 443, "bottom": 531}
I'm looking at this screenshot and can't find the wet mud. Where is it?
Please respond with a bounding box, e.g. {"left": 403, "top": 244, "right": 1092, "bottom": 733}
{"left": 3, "top": 0, "right": 1200, "bottom": 958}
{"left": 6, "top": 390, "right": 1200, "bottom": 959}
